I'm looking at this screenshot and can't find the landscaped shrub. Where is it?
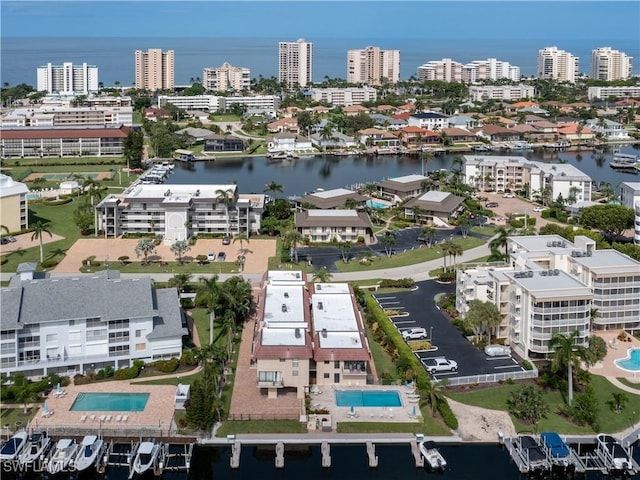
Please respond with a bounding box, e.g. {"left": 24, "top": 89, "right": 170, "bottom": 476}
{"left": 73, "top": 374, "right": 92, "bottom": 385}
{"left": 541, "top": 210, "right": 551, "bottom": 219}
{"left": 43, "top": 197, "right": 73, "bottom": 206}
{"left": 408, "top": 340, "right": 432, "bottom": 351}
{"left": 41, "top": 259, "right": 59, "bottom": 269}
{"left": 180, "top": 349, "right": 198, "bottom": 367}
{"left": 379, "top": 278, "right": 415, "bottom": 288}
{"left": 588, "top": 335, "right": 607, "bottom": 362}
{"left": 437, "top": 399, "right": 458, "bottom": 429}
{"left": 114, "top": 362, "right": 143, "bottom": 380}
{"left": 522, "top": 360, "right": 534, "bottom": 371}
{"left": 156, "top": 358, "right": 180, "bottom": 373}
{"left": 438, "top": 271, "right": 456, "bottom": 283}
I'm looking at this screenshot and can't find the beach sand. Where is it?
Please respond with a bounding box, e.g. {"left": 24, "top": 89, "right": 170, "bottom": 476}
{"left": 447, "top": 398, "right": 517, "bottom": 442}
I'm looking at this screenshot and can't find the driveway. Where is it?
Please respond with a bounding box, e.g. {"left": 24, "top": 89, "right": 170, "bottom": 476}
{"left": 0, "top": 231, "right": 64, "bottom": 255}
{"left": 375, "top": 280, "right": 525, "bottom": 381}
{"left": 481, "top": 192, "right": 554, "bottom": 229}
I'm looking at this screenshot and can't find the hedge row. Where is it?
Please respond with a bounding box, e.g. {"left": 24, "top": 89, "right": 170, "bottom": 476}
{"left": 379, "top": 278, "right": 415, "bottom": 288}
{"left": 155, "top": 358, "right": 180, "bottom": 373}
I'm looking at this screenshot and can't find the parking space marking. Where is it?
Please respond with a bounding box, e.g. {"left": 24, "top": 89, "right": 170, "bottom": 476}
{"left": 432, "top": 372, "right": 458, "bottom": 377}
{"left": 378, "top": 301, "right": 401, "bottom": 305}
{"left": 493, "top": 364, "right": 523, "bottom": 370}
{"left": 375, "top": 296, "right": 397, "bottom": 300}
{"left": 485, "top": 356, "right": 512, "bottom": 361}
{"left": 394, "top": 320, "right": 416, "bottom": 325}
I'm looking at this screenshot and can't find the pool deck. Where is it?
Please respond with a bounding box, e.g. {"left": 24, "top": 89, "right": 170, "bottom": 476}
{"left": 33, "top": 379, "right": 177, "bottom": 436}
{"left": 590, "top": 330, "right": 640, "bottom": 389}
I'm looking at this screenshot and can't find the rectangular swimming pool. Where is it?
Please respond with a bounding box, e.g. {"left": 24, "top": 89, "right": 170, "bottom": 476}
{"left": 70, "top": 392, "right": 150, "bottom": 412}
{"left": 335, "top": 390, "right": 401, "bottom": 407}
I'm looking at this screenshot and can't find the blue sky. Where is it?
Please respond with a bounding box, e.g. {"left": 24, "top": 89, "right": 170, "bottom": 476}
{"left": 2, "top": 1, "right": 638, "bottom": 40}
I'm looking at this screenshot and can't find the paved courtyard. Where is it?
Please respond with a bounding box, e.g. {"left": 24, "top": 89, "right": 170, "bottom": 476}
{"left": 0, "top": 231, "right": 64, "bottom": 255}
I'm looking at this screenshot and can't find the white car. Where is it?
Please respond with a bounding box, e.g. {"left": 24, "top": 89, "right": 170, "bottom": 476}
{"left": 484, "top": 344, "right": 511, "bottom": 357}
{"left": 207, "top": 252, "right": 215, "bottom": 261}
{"left": 533, "top": 206, "right": 546, "bottom": 212}
{"left": 422, "top": 357, "right": 458, "bottom": 374}
{"left": 502, "top": 192, "right": 515, "bottom": 198}
{"left": 402, "top": 328, "right": 428, "bottom": 340}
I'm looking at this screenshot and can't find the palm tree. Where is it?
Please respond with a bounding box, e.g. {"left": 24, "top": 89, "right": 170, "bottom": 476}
{"left": 312, "top": 267, "right": 333, "bottom": 283}
{"left": 421, "top": 226, "right": 437, "bottom": 248}
{"left": 380, "top": 234, "right": 396, "bottom": 258}
{"left": 13, "top": 376, "right": 37, "bottom": 415}
{"left": 31, "top": 221, "right": 52, "bottom": 263}
{"left": 440, "top": 239, "right": 456, "bottom": 271}
{"left": 170, "top": 240, "right": 190, "bottom": 265}
{"left": 549, "top": 331, "right": 591, "bottom": 406}
{"left": 419, "top": 378, "right": 449, "bottom": 415}
{"left": 489, "top": 227, "right": 511, "bottom": 258}
{"left": 233, "top": 234, "right": 250, "bottom": 271}
{"left": 284, "top": 230, "right": 304, "bottom": 263}
{"left": 215, "top": 188, "right": 234, "bottom": 235}
{"left": 448, "top": 242, "right": 463, "bottom": 270}
{"left": 0, "top": 225, "right": 9, "bottom": 236}
{"left": 168, "top": 273, "right": 192, "bottom": 293}
{"left": 264, "top": 181, "right": 284, "bottom": 198}
{"left": 343, "top": 198, "right": 359, "bottom": 210}
{"left": 338, "top": 241, "right": 352, "bottom": 263}
{"left": 134, "top": 238, "right": 156, "bottom": 265}
{"left": 411, "top": 206, "right": 426, "bottom": 224}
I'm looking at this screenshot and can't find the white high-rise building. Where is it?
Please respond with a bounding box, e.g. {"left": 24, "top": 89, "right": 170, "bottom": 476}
{"left": 134, "top": 49, "right": 175, "bottom": 91}
{"left": 537, "top": 46, "right": 579, "bottom": 83}
{"left": 202, "top": 62, "right": 251, "bottom": 92}
{"left": 416, "top": 59, "right": 463, "bottom": 82}
{"left": 278, "top": 39, "right": 313, "bottom": 88}
{"left": 462, "top": 58, "right": 520, "bottom": 83}
{"left": 591, "top": 47, "right": 633, "bottom": 81}
{"left": 620, "top": 182, "right": 640, "bottom": 245}
{"left": 36, "top": 63, "right": 99, "bottom": 95}
{"left": 347, "top": 46, "right": 400, "bottom": 85}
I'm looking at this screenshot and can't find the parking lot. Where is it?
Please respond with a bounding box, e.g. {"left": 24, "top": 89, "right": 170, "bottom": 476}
{"left": 373, "top": 280, "right": 526, "bottom": 382}
{"left": 297, "top": 225, "right": 491, "bottom": 272}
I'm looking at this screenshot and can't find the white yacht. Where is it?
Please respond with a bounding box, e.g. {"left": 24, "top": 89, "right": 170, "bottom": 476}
{"left": 73, "top": 435, "right": 105, "bottom": 472}
{"left": 18, "top": 432, "right": 52, "bottom": 466}
{"left": 418, "top": 440, "right": 447, "bottom": 470}
{"left": 47, "top": 438, "right": 80, "bottom": 475}
{"left": 132, "top": 441, "right": 161, "bottom": 475}
{"left": 0, "top": 431, "right": 28, "bottom": 462}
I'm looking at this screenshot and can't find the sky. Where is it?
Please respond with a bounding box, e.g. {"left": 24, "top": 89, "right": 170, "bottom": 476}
{"left": 1, "top": 0, "right": 639, "bottom": 40}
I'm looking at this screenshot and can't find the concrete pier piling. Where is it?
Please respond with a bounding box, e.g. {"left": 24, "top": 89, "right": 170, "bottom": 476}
{"left": 366, "top": 442, "right": 378, "bottom": 467}
{"left": 321, "top": 441, "right": 331, "bottom": 467}
{"left": 275, "top": 441, "right": 285, "bottom": 468}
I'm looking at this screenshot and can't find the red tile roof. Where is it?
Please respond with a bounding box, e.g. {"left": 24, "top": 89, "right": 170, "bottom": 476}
{"left": 0, "top": 126, "right": 132, "bottom": 139}
{"left": 313, "top": 332, "right": 371, "bottom": 362}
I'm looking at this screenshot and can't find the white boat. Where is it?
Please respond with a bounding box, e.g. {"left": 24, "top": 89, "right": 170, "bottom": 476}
{"left": 0, "top": 431, "right": 28, "bottom": 461}
{"left": 132, "top": 441, "right": 161, "bottom": 475}
{"left": 596, "top": 433, "right": 637, "bottom": 475}
{"left": 18, "top": 432, "right": 52, "bottom": 466}
{"left": 47, "top": 438, "right": 80, "bottom": 475}
{"left": 610, "top": 153, "right": 639, "bottom": 170}
{"left": 72, "top": 435, "right": 104, "bottom": 472}
{"left": 418, "top": 440, "right": 447, "bottom": 470}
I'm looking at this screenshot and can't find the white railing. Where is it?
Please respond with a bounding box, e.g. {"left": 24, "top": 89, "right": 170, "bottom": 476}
{"left": 436, "top": 366, "right": 538, "bottom": 387}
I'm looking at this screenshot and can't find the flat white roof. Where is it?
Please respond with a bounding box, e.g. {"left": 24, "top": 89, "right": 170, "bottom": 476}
{"left": 318, "top": 331, "right": 362, "bottom": 349}
{"left": 307, "top": 210, "right": 358, "bottom": 217}
{"left": 266, "top": 270, "right": 304, "bottom": 284}
{"left": 311, "top": 188, "right": 355, "bottom": 199}
{"left": 261, "top": 326, "right": 306, "bottom": 346}
{"left": 573, "top": 249, "right": 640, "bottom": 272}
{"left": 127, "top": 183, "right": 237, "bottom": 199}
{"left": 389, "top": 174, "right": 428, "bottom": 183}
{"left": 263, "top": 285, "right": 306, "bottom": 327}
{"left": 508, "top": 270, "right": 591, "bottom": 298}
{"left": 464, "top": 155, "right": 591, "bottom": 181}
{"left": 509, "top": 235, "right": 572, "bottom": 252}
{"left": 621, "top": 182, "right": 640, "bottom": 193}
{"left": 312, "top": 293, "right": 358, "bottom": 333}
{"left": 315, "top": 283, "right": 351, "bottom": 294}
{"left": 417, "top": 190, "right": 450, "bottom": 202}
{"left": 0, "top": 174, "right": 28, "bottom": 197}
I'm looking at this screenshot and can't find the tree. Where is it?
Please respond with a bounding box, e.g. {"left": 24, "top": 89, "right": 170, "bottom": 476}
{"left": 464, "top": 299, "right": 502, "bottom": 342}
{"left": 338, "top": 241, "right": 352, "bottom": 263}
{"left": 12, "top": 375, "right": 37, "bottom": 415}
{"left": 550, "top": 331, "right": 592, "bottom": 406}
{"left": 31, "top": 220, "right": 52, "bottom": 263}
{"left": 264, "top": 181, "right": 284, "bottom": 198}
{"left": 170, "top": 240, "right": 190, "bottom": 265}
{"left": 168, "top": 273, "right": 192, "bottom": 293}
{"left": 344, "top": 197, "right": 359, "bottom": 210}
{"left": 457, "top": 213, "right": 471, "bottom": 238}
{"left": 380, "top": 234, "right": 396, "bottom": 258}
{"left": 489, "top": 227, "right": 511, "bottom": 258}
{"left": 216, "top": 189, "right": 234, "bottom": 235}
{"left": 73, "top": 203, "right": 94, "bottom": 235}
{"left": 411, "top": 206, "right": 426, "bottom": 224}
{"left": 421, "top": 226, "right": 437, "bottom": 248}
{"left": 123, "top": 129, "right": 144, "bottom": 169}
{"left": 312, "top": 267, "right": 333, "bottom": 283}
{"left": 580, "top": 204, "right": 634, "bottom": 239}
{"left": 135, "top": 238, "right": 156, "bottom": 265}
{"left": 284, "top": 230, "right": 304, "bottom": 263}
{"left": 506, "top": 384, "right": 548, "bottom": 425}
{"left": 607, "top": 392, "right": 628, "bottom": 414}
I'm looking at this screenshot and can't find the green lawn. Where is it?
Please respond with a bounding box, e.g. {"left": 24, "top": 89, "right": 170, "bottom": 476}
{"left": 80, "top": 260, "right": 240, "bottom": 275}
{"left": 334, "top": 236, "right": 486, "bottom": 272}
{"left": 445, "top": 375, "right": 640, "bottom": 434}
{"left": 4, "top": 156, "right": 123, "bottom": 168}
{"left": 0, "top": 407, "right": 37, "bottom": 431}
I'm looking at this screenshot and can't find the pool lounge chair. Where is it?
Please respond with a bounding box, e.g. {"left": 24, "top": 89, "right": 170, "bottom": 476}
{"left": 115, "top": 415, "right": 122, "bottom": 422}
{"left": 80, "top": 415, "right": 87, "bottom": 422}
{"left": 121, "top": 415, "right": 128, "bottom": 422}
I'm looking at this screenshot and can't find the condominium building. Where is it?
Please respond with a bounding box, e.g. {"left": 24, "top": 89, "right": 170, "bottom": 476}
{"left": 36, "top": 62, "right": 99, "bottom": 95}
{"left": 134, "top": 49, "right": 175, "bottom": 91}
{"left": 0, "top": 265, "right": 187, "bottom": 378}
{"left": 295, "top": 210, "right": 374, "bottom": 244}
{"left": 278, "top": 39, "right": 313, "bottom": 88}
{"left": 307, "top": 87, "right": 377, "bottom": 106}
{"left": 347, "top": 46, "right": 400, "bottom": 85}
{"left": 202, "top": 62, "right": 251, "bottom": 92}
{"left": 620, "top": 182, "right": 640, "bottom": 245}
{"left": 456, "top": 235, "right": 640, "bottom": 359}
{"left": 0, "top": 106, "right": 133, "bottom": 128}
{"left": 0, "top": 174, "right": 28, "bottom": 232}
{"left": 591, "top": 47, "right": 633, "bottom": 81}
{"left": 587, "top": 86, "right": 640, "bottom": 101}
{"left": 468, "top": 85, "right": 535, "bottom": 102}
{"left": 537, "top": 46, "right": 579, "bottom": 83}
{"left": 463, "top": 155, "right": 592, "bottom": 203}
{"left": 252, "top": 271, "right": 372, "bottom": 402}
{"left": 416, "top": 59, "right": 463, "bottom": 82}
{"left": 157, "top": 94, "right": 280, "bottom": 112}
{"left": 95, "top": 184, "right": 265, "bottom": 242}
{"left": 461, "top": 58, "right": 521, "bottom": 83}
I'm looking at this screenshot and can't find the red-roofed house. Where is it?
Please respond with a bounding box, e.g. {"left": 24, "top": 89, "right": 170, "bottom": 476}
{"left": 557, "top": 123, "right": 596, "bottom": 142}
{"left": 143, "top": 107, "right": 171, "bottom": 121}
{"left": 343, "top": 104, "right": 370, "bottom": 116}
{"left": 267, "top": 117, "right": 299, "bottom": 133}
{"left": 476, "top": 125, "right": 521, "bottom": 142}
{"left": 441, "top": 127, "right": 477, "bottom": 143}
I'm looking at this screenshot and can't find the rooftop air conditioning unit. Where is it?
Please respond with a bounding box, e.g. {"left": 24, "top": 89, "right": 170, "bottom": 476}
{"left": 527, "top": 271, "right": 534, "bottom": 278}
{"left": 281, "top": 304, "right": 287, "bottom": 312}
{"left": 317, "top": 285, "right": 322, "bottom": 290}
{"left": 318, "top": 302, "right": 323, "bottom": 310}
{"left": 322, "top": 328, "right": 327, "bottom": 338}
{"left": 554, "top": 269, "right": 560, "bottom": 275}
{"left": 295, "top": 328, "right": 301, "bottom": 339}
{"left": 284, "top": 292, "right": 289, "bottom": 298}
{"left": 541, "top": 271, "right": 548, "bottom": 276}
{"left": 295, "top": 272, "right": 301, "bottom": 279}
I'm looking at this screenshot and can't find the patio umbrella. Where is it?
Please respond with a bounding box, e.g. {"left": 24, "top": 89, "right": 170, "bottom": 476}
{"left": 56, "top": 383, "right": 61, "bottom": 394}
{"left": 412, "top": 405, "right": 417, "bottom": 417}
{"left": 43, "top": 402, "right": 49, "bottom": 414}
{"left": 350, "top": 405, "right": 355, "bottom": 415}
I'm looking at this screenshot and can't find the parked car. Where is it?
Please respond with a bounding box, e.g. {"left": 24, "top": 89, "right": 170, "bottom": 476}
{"left": 207, "top": 252, "right": 216, "bottom": 262}
{"left": 222, "top": 236, "right": 231, "bottom": 245}
{"left": 533, "top": 206, "right": 546, "bottom": 212}
{"left": 402, "top": 328, "right": 428, "bottom": 341}
{"left": 484, "top": 344, "right": 511, "bottom": 357}
{"left": 217, "top": 252, "right": 226, "bottom": 262}
{"left": 422, "top": 357, "right": 458, "bottom": 374}
{"left": 486, "top": 202, "right": 499, "bottom": 208}
{"left": 502, "top": 192, "right": 515, "bottom": 198}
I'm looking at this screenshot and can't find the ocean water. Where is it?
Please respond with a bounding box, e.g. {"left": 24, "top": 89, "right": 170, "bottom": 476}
{"left": 1, "top": 36, "right": 639, "bottom": 87}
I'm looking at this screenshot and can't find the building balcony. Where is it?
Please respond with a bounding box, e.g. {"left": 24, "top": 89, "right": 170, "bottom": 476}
{"left": 257, "top": 379, "right": 284, "bottom": 388}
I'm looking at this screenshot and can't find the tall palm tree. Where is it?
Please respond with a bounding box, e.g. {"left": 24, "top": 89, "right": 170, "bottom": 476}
{"left": 216, "top": 188, "right": 234, "bottom": 235}
{"left": 284, "top": 230, "right": 304, "bottom": 263}
{"left": 168, "top": 273, "right": 192, "bottom": 293}
{"left": 489, "top": 227, "right": 511, "bottom": 258}
{"left": 31, "top": 221, "right": 53, "bottom": 263}
{"left": 264, "top": 181, "right": 284, "bottom": 198}
{"left": 448, "top": 242, "right": 463, "bottom": 269}
{"left": 198, "top": 275, "right": 223, "bottom": 344}
{"left": 549, "top": 331, "right": 591, "bottom": 406}
{"left": 12, "top": 376, "right": 36, "bottom": 415}
{"left": 420, "top": 378, "right": 448, "bottom": 415}
{"left": 440, "top": 239, "right": 455, "bottom": 271}
{"left": 312, "top": 267, "right": 333, "bottom": 283}
{"left": 232, "top": 234, "right": 250, "bottom": 271}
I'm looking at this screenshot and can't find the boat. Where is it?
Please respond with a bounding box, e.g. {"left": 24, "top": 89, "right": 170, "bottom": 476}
{"left": 132, "top": 441, "right": 161, "bottom": 475}
{"left": 0, "top": 431, "right": 28, "bottom": 461}
{"left": 47, "top": 438, "right": 80, "bottom": 475}
{"left": 18, "top": 431, "right": 52, "bottom": 467}
{"left": 539, "top": 432, "right": 575, "bottom": 475}
{"left": 517, "top": 435, "right": 549, "bottom": 476}
{"left": 610, "top": 153, "right": 639, "bottom": 170}
{"left": 510, "top": 141, "right": 533, "bottom": 151}
{"left": 72, "top": 435, "right": 105, "bottom": 472}
{"left": 595, "top": 433, "right": 637, "bottom": 475}
{"left": 471, "top": 145, "right": 493, "bottom": 152}
{"left": 418, "top": 440, "right": 447, "bottom": 470}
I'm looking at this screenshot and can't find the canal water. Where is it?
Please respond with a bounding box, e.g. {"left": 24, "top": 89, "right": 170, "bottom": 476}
{"left": 164, "top": 145, "right": 640, "bottom": 197}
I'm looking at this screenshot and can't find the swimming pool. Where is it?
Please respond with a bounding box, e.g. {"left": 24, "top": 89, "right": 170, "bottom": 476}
{"left": 27, "top": 193, "right": 41, "bottom": 200}
{"left": 366, "top": 199, "right": 389, "bottom": 210}
{"left": 70, "top": 392, "right": 150, "bottom": 412}
{"left": 614, "top": 348, "right": 640, "bottom": 372}
{"left": 335, "top": 390, "right": 401, "bottom": 407}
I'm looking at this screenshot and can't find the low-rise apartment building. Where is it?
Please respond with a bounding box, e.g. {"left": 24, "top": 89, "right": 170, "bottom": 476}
{"left": 407, "top": 112, "right": 449, "bottom": 130}
{"left": 1, "top": 106, "right": 133, "bottom": 128}
{"left": 308, "top": 87, "right": 377, "bottom": 106}
{"left": 620, "top": 182, "right": 640, "bottom": 245}
{"left": 158, "top": 94, "right": 281, "bottom": 112}
{"left": 295, "top": 210, "right": 374, "bottom": 244}
{"left": 95, "top": 184, "right": 265, "bottom": 242}
{"left": 376, "top": 174, "right": 429, "bottom": 202}
{"left": 252, "top": 272, "right": 372, "bottom": 400}
{"left": 0, "top": 174, "right": 29, "bottom": 232}
{"left": 456, "top": 235, "right": 640, "bottom": 359}
{"left": 297, "top": 188, "right": 367, "bottom": 210}
{"left": 587, "top": 86, "right": 640, "bottom": 101}
{"left": 0, "top": 265, "right": 187, "bottom": 378}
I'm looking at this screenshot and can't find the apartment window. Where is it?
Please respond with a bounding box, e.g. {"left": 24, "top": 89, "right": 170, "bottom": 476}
{"left": 292, "top": 370, "right": 299, "bottom": 377}
{"left": 136, "top": 329, "right": 144, "bottom": 338}
{"left": 323, "top": 373, "right": 330, "bottom": 379}
{"left": 135, "top": 343, "right": 146, "bottom": 351}
{"left": 280, "top": 358, "right": 286, "bottom": 362}
{"left": 292, "top": 358, "right": 299, "bottom": 367}
{"left": 324, "top": 361, "right": 330, "bottom": 365}
{"left": 46, "top": 334, "right": 58, "bottom": 343}
{"left": 334, "top": 361, "right": 340, "bottom": 369}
